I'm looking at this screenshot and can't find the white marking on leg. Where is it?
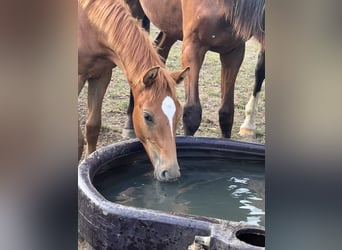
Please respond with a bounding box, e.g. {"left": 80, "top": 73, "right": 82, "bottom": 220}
{"left": 240, "top": 93, "right": 260, "bottom": 131}
{"left": 162, "top": 96, "right": 176, "bottom": 137}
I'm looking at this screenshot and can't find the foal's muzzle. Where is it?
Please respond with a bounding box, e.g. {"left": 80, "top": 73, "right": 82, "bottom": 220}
{"left": 155, "top": 165, "right": 180, "bottom": 182}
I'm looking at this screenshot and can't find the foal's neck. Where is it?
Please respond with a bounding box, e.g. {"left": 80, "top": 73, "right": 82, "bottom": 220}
{"left": 81, "top": 0, "right": 163, "bottom": 84}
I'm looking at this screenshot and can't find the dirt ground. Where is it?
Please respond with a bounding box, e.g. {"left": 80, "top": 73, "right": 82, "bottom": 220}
{"left": 78, "top": 26, "right": 265, "bottom": 249}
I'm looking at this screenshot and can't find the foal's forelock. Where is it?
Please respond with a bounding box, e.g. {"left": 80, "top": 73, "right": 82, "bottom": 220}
{"left": 143, "top": 70, "right": 177, "bottom": 102}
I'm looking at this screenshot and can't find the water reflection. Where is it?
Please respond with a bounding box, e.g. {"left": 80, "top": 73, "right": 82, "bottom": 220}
{"left": 228, "top": 176, "right": 265, "bottom": 225}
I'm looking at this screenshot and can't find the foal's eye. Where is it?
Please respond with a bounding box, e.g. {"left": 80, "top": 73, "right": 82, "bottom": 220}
{"left": 143, "top": 112, "right": 153, "bottom": 123}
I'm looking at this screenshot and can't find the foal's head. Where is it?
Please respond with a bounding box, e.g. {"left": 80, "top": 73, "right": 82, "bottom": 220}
{"left": 131, "top": 66, "right": 189, "bottom": 182}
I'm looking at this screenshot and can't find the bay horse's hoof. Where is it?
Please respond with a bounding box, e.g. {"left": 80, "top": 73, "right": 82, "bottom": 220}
{"left": 122, "top": 128, "right": 136, "bottom": 139}
{"left": 239, "top": 126, "right": 256, "bottom": 138}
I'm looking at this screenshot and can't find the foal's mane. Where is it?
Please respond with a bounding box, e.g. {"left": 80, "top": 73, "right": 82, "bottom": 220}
{"left": 224, "top": 0, "right": 265, "bottom": 47}
{"left": 79, "top": 0, "right": 177, "bottom": 100}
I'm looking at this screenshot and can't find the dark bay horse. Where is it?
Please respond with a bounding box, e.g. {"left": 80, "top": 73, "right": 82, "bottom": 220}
{"left": 78, "top": 0, "right": 189, "bottom": 181}
{"left": 128, "top": 0, "right": 265, "bottom": 138}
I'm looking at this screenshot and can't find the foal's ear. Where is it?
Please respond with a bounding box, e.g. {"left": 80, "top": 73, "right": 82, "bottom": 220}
{"left": 171, "top": 66, "right": 190, "bottom": 84}
{"left": 143, "top": 66, "right": 160, "bottom": 87}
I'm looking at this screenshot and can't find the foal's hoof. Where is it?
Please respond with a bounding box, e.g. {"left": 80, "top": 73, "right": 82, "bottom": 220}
{"left": 239, "top": 127, "right": 256, "bottom": 138}
{"left": 122, "top": 128, "right": 136, "bottom": 139}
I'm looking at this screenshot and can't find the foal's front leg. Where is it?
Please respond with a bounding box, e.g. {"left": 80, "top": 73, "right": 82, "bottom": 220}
{"left": 85, "top": 69, "right": 112, "bottom": 156}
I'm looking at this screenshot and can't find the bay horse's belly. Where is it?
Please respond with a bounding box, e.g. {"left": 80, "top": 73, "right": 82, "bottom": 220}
{"left": 195, "top": 19, "right": 244, "bottom": 54}
{"left": 140, "top": 0, "right": 183, "bottom": 39}
{"left": 140, "top": 0, "right": 243, "bottom": 53}
{"left": 182, "top": 1, "right": 244, "bottom": 54}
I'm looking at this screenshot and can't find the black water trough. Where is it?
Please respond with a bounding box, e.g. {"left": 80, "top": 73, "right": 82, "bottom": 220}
{"left": 78, "top": 136, "right": 265, "bottom": 249}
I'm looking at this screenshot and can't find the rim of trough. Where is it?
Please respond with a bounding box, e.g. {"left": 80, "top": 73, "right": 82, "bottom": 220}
{"left": 79, "top": 136, "right": 264, "bottom": 184}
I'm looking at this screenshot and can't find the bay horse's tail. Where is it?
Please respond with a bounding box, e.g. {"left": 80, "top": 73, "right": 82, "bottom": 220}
{"left": 226, "top": 0, "right": 265, "bottom": 47}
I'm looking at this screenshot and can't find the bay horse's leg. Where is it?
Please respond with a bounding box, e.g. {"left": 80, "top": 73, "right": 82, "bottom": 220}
{"left": 219, "top": 44, "right": 245, "bottom": 138}
{"left": 153, "top": 32, "right": 177, "bottom": 63}
{"left": 123, "top": 33, "right": 177, "bottom": 138}
{"left": 181, "top": 41, "right": 206, "bottom": 135}
{"left": 85, "top": 69, "right": 112, "bottom": 156}
{"left": 78, "top": 76, "right": 86, "bottom": 161}
{"left": 142, "top": 15, "right": 150, "bottom": 32}
{"left": 239, "top": 49, "right": 265, "bottom": 138}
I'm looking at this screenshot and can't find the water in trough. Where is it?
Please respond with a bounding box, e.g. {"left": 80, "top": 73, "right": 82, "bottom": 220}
{"left": 93, "top": 149, "right": 265, "bottom": 227}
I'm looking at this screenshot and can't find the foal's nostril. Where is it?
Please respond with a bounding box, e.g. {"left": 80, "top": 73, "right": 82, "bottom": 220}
{"left": 159, "top": 169, "right": 180, "bottom": 181}
{"left": 161, "top": 170, "right": 169, "bottom": 179}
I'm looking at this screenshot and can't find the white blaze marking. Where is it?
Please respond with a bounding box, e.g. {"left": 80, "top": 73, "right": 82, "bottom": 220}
{"left": 162, "top": 96, "right": 176, "bottom": 137}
